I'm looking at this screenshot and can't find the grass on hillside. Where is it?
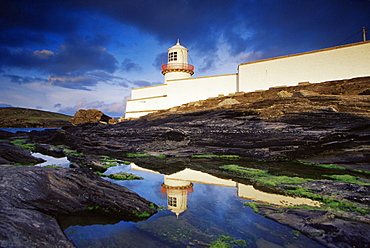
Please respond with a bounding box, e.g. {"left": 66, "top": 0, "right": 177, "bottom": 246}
{"left": 0, "top": 107, "right": 71, "bottom": 127}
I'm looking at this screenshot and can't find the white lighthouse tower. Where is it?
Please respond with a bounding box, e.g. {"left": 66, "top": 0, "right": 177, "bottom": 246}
{"left": 161, "top": 177, "right": 194, "bottom": 217}
{"left": 161, "top": 40, "right": 194, "bottom": 83}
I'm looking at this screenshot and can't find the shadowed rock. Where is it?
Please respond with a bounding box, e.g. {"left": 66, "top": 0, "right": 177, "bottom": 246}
{"left": 0, "top": 166, "right": 157, "bottom": 247}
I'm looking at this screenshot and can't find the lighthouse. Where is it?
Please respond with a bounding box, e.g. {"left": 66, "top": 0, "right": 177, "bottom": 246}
{"left": 161, "top": 40, "right": 194, "bottom": 83}
{"left": 161, "top": 176, "right": 194, "bottom": 217}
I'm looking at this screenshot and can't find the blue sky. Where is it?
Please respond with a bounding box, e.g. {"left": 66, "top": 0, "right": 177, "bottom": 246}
{"left": 1, "top": 0, "right": 369, "bottom": 117}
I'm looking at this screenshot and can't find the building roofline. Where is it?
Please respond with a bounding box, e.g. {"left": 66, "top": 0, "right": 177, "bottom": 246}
{"left": 131, "top": 84, "right": 167, "bottom": 91}
{"left": 239, "top": 41, "right": 370, "bottom": 67}
{"left": 167, "top": 73, "right": 238, "bottom": 82}
{"left": 127, "top": 95, "right": 167, "bottom": 102}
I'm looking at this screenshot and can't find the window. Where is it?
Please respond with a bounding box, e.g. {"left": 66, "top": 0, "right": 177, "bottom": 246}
{"left": 168, "top": 196, "right": 177, "bottom": 207}
{"left": 168, "top": 52, "right": 177, "bottom": 62}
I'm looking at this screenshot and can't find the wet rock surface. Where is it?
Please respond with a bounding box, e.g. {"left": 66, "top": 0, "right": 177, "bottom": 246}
{"left": 1, "top": 77, "right": 370, "bottom": 247}
{"left": 0, "top": 140, "right": 45, "bottom": 164}
{"left": 0, "top": 166, "right": 157, "bottom": 247}
{"left": 257, "top": 206, "right": 370, "bottom": 248}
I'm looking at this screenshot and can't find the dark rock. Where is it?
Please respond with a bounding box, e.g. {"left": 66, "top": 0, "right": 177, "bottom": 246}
{"left": 359, "top": 89, "right": 370, "bottom": 95}
{"left": 67, "top": 154, "right": 107, "bottom": 172}
{"left": 258, "top": 206, "right": 370, "bottom": 248}
{"left": 293, "top": 90, "right": 320, "bottom": 97}
{"left": 0, "top": 130, "right": 15, "bottom": 139}
{"left": 0, "top": 166, "right": 157, "bottom": 247}
{"left": 34, "top": 143, "right": 65, "bottom": 157}
{"left": 0, "top": 140, "right": 44, "bottom": 164}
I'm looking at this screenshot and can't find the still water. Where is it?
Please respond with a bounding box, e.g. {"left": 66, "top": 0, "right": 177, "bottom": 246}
{"left": 0, "top": 127, "right": 60, "bottom": 133}
{"left": 63, "top": 163, "right": 324, "bottom": 248}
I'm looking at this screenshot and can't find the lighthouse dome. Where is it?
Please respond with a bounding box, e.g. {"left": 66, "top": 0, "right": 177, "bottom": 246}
{"left": 168, "top": 40, "right": 187, "bottom": 51}
{"left": 162, "top": 39, "right": 194, "bottom": 83}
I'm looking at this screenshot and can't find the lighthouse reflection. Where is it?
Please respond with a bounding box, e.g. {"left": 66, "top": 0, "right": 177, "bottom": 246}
{"left": 157, "top": 168, "right": 321, "bottom": 217}
{"left": 161, "top": 178, "right": 193, "bottom": 217}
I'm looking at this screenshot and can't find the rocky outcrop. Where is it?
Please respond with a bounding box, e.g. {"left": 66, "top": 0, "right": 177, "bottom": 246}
{"left": 0, "top": 140, "right": 45, "bottom": 164}
{"left": 70, "top": 109, "right": 118, "bottom": 126}
{"left": 2, "top": 77, "right": 369, "bottom": 247}
{"left": 0, "top": 166, "right": 157, "bottom": 247}
{"left": 257, "top": 206, "right": 370, "bottom": 248}
{"left": 50, "top": 94, "right": 370, "bottom": 169}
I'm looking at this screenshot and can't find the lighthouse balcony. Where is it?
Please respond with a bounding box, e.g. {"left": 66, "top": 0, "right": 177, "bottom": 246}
{"left": 161, "top": 63, "right": 194, "bottom": 73}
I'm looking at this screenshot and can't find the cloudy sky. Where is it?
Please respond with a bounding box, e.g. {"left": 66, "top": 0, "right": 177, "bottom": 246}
{"left": 1, "top": 0, "right": 369, "bottom": 117}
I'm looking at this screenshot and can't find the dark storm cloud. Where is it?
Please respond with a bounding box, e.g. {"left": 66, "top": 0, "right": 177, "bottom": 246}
{"left": 0, "top": 35, "right": 118, "bottom": 76}
{"left": 153, "top": 52, "right": 167, "bottom": 69}
{"left": 121, "top": 58, "right": 142, "bottom": 72}
{"left": 65, "top": 0, "right": 370, "bottom": 63}
{"left": 1, "top": 0, "right": 369, "bottom": 73}
{"left": 0, "top": 34, "right": 119, "bottom": 90}
{"left": 50, "top": 35, "right": 118, "bottom": 76}
{"left": 0, "top": 0, "right": 79, "bottom": 35}
{"left": 231, "top": 0, "right": 370, "bottom": 58}
{"left": 3, "top": 74, "right": 48, "bottom": 84}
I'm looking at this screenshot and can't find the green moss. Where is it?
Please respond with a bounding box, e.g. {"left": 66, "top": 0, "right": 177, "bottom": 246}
{"left": 220, "top": 164, "right": 310, "bottom": 186}
{"left": 126, "top": 153, "right": 152, "bottom": 158}
{"left": 132, "top": 211, "right": 151, "bottom": 218}
{"left": 94, "top": 171, "right": 143, "bottom": 181}
{"left": 220, "top": 164, "right": 267, "bottom": 175}
{"left": 87, "top": 205, "right": 111, "bottom": 213}
{"left": 292, "top": 160, "right": 346, "bottom": 170}
{"left": 323, "top": 174, "right": 370, "bottom": 186}
{"left": 10, "top": 139, "right": 36, "bottom": 151}
{"left": 352, "top": 169, "right": 370, "bottom": 174}
{"left": 14, "top": 162, "right": 35, "bottom": 166}
{"left": 243, "top": 202, "right": 259, "bottom": 213}
{"left": 192, "top": 154, "right": 241, "bottom": 160}
{"left": 255, "top": 175, "right": 310, "bottom": 187}
{"left": 108, "top": 173, "right": 143, "bottom": 180}
{"left": 292, "top": 230, "right": 301, "bottom": 237}
{"left": 221, "top": 164, "right": 370, "bottom": 214}
{"left": 125, "top": 152, "right": 168, "bottom": 158}
{"left": 210, "top": 235, "right": 248, "bottom": 248}
{"left": 286, "top": 185, "right": 370, "bottom": 214}
{"left": 43, "top": 165, "right": 63, "bottom": 168}
{"left": 63, "top": 148, "right": 83, "bottom": 156}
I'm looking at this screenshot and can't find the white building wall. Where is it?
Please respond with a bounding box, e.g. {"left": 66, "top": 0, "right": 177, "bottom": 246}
{"left": 166, "top": 74, "right": 237, "bottom": 107}
{"left": 131, "top": 84, "right": 167, "bottom": 99}
{"left": 238, "top": 41, "right": 370, "bottom": 92}
{"left": 165, "top": 71, "right": 192, "bottom": 82}
{"left": 125, "top": 84, "right": 168, "bottom": 118}
{"left": 125, "top": 41, "right": 370, "bottom": 119}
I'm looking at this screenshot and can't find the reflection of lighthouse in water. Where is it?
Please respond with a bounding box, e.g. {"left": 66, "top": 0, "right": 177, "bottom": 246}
{"left": 161, "top": 176, "right": 194, "bottom": 217}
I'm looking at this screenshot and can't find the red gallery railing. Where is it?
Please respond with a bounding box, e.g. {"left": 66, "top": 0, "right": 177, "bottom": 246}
{"left": 161, "top": 63, "right": 194, "bottom": 71}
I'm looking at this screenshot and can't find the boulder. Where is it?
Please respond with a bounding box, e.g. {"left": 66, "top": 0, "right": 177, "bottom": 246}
{"left": 0, "top": 166, "right": 157, "bottom": 247}
{"left": 359, "top": 88, "right": 370, "bottom": 95}
{"left": 218, "top": 98, "right": 240, "bottom": 106}
{"left": 0, "top": 140, "right": 45, "bottom": 164}
{"left": 70, "top": 109, "right": 117, "bottom": 126}
{"left": 258, "top": 206, "right": 370, "bottom": 248}
{"left": 277, "top": 90, "right": 293, "bottom": 98}
{"left": 293, "top": 90, "right": 320, "bottom": 97}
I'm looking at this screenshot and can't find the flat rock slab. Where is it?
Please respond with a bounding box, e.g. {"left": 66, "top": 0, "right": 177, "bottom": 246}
{"left": 258, "top": 206, "right": 370, "bottom": 248}
{"left": 0, "top": 166, "right": 157, "bottom": 247}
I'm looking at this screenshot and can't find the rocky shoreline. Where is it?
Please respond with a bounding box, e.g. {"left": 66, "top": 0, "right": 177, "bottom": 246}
{"left": 0, "top": 77, "right": 369, "bottom": 247}
{"left": 0, "top": 165, "right": 157, "bottom": 247}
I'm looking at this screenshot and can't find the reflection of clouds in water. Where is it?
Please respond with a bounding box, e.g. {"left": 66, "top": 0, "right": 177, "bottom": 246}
{"left": 104, "top": 164, "right": 130, "bottom": 174}
{"left": 64, "top": 164, "right": 324, "bottom": 248}
{"left": 33, "top": 153, "right": 70, "bottom": 168}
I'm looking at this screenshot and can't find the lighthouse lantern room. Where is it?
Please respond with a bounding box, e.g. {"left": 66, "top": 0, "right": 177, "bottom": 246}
{"left": 161, "top": 40, "right": 194, "bottom": 83}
